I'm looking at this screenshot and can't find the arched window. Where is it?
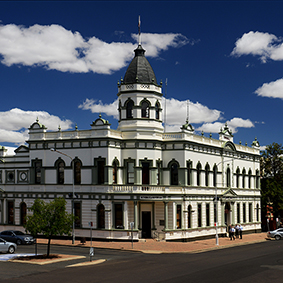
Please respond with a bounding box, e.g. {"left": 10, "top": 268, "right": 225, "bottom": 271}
{"left": 20, "top": 202, "right": 27, "bottom": 225}
{"left": 118, "top": 100, "right": 122, "bottom": 121}
{"left": 188, "top": 205, "right": 192, "bottom": 228}
{"left": 205, "top": 164, "right": 210, "bottom": 187}
{"left": 226, "top": 167, "right": 231, "bottom": 188}
{"left": 176, "top": 204, "right": 182, "bottom": 229}
{"left": 97, "top": 204, "right": 105, "bottom": 229}
{"left": 213, "top": 164, "right": 218, "bottom": 187}
{"left": 126, "top": 99, "right": 134, "bottom": 119}
{"left": 141, "top": 100, "right": 150, "bottom": 118}
{"left": 242, "top": 169, "right": 246, "bottom": 188}
{"left": 155, "top": 102, "right": 160, "bottom": 120}
{"left": 57, "top": 160, "right": 65, "bottom": 184}
{"left": 248, "top": 169, "right": 252, "bottom": 188}
{"left": 256, "top": 170, "right": 260, "bottom": 189}
{"left": 197, "top": 163, "right": 202, "bottom": 186}
{"left": 170, "top": 161, "right": 179, "bottom": 185}
{"left": 236, "top": 168, "right": 240, "bottom": 188}
{"left": 74, "top": 159, "right": 82, "bottom": 185}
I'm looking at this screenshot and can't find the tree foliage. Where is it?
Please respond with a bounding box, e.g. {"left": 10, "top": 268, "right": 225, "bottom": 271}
{"left": 24, "top": 197, "right": 73, "bottom": 257}
{"left": 261, "top": 143, "right": 283, "bottom": 215}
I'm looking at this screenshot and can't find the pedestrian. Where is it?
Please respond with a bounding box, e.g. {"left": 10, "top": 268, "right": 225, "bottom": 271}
{"left": 229, "top": 225, "right": 235, "bottom": 240}
{"left": 228, "top": 224, "right": 232, "bottom": 239}
{"left": 239, "top": 224, "right": 243, "bottom": 239}
{"left": 235, "top": 224, "right": 239, "bottom": 238}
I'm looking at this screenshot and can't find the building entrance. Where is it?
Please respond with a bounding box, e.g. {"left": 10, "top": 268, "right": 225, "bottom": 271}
{"left": 142, "top": 211, "right": 151, "bottom": 238}
{"left": 224, "top": 202, "right": 231, "bottom": 226}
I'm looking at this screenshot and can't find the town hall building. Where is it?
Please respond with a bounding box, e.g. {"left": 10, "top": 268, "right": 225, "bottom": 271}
{"left": 0, "top": 41, "right": 261, "bottom": 241}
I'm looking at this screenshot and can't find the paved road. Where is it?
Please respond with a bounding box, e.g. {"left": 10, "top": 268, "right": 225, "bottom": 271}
{"left": 1, "top": 241, "right": 283, "bottom": 282}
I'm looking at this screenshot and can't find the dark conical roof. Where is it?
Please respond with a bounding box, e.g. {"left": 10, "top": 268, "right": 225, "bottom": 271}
{"left": 123, "top": 45, "right": 157, "bottom": 84}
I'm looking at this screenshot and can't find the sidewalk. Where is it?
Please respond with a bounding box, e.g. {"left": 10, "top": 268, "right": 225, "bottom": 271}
{"left": 37, "top": 232, "right": 268, "bottom": 254}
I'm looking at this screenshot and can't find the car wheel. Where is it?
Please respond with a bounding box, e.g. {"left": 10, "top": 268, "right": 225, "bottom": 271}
{"left": 275, "top": 235, "right": 281, "bottom": 241}
{"left": 16, "top": 239, "right": 22, "bottom": 245}
{"left": 8, "top": 246, "right": 15, "bottom": 254}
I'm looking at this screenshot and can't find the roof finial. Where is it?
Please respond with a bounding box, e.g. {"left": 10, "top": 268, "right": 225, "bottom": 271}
{"left": 138, "top": 15, "right": 141, "bottom": 45}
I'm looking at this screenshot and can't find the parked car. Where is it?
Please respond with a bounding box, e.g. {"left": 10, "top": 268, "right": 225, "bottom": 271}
{"left": 0, "top": 230, "right": 35, "bottom": 245}
{"left": 0, "top": 237, "right": 17, "bottom": 253}
{"left": 267, "top": 228, "right": 283, "bottom": 240}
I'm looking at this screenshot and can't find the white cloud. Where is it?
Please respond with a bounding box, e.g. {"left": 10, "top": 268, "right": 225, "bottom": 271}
{"left": 0, "top": 108, "right": 73, "bottom": 145}
{"left": 132, "top": 33, "right": 190, "bottom": 57}
{"left": 197, "top": 117, "right": 254, "bottom": 134}
{"left": 79, "top": 97, "right": 222, "bottom": 128}
{"left": 0, "top": 23, "right": 190, "bottom": 74}
{"left": 79, "top": 99, "right": 119, "bottom": 120}
{"left": 162, "top": 98, "right": 222, "bottom": 125}
{"left": 255, "top": 78, "right": 283, "bottom": 99}
{"left": 231, "top": 31, "right": 283, "bottom": 63}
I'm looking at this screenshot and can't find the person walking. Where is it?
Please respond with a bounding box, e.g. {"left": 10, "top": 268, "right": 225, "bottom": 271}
{"left": 229, "top": 225, "right": 235, "bottom": 240}
{"left": 239, "top": 224, "right": 243, "bottom": 239}
{"left": 235, "top": 224, "right": 239, "bottom": 238}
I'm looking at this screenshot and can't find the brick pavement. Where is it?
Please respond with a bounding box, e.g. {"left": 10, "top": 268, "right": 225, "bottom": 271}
{"left": 37, "top": 232, "right": 268, "bottom": 254}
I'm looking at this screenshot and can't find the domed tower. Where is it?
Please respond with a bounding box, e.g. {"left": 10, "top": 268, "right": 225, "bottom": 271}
{"left": 117, "top": 43, "right": 163, "bottom": 138}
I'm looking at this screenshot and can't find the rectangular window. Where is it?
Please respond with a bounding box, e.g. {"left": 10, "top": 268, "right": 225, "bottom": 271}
{"left": 187, "top": 161, "right": 192, "bottom": 186}
{"left": 157, "top": 162, "right": 161, "bottom": 185}
{"left": 34, "top": 161, "right": 41, "bottom": 184}
{"left": 127, "top": 162, "right": 134, "bottom": 184}
{"left": 198, "top": 204, "right": 202, "bottom": 227}
{"left": 176, "top": 204, "right": 181, "bottom": 229}
{"left": 237, "top": 203, "right": 240, "bottom": 224}
{"left": 97, "top": 160, "right": 105, "bottom": 185}
{"left": 243, "top": 203, "right": 246, "bottom": 223}
{"left": 142, "top": 162, "right": 150, "bottom": 185}
{"left": 206, "top": 203, "right": 210, "bottom": 227}
{"left": 74, "top": 202, "right": 81, "bottom": 228}
{"left": 114, "top": 203, "right": 123, "bottom": 229}
{"left": 7, "top": 201, "right": 14, "bottom": 224}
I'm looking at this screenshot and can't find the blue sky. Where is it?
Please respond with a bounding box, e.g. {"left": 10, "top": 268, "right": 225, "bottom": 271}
{"left": 1, "top": 1, "right": 283, "bottom": 153}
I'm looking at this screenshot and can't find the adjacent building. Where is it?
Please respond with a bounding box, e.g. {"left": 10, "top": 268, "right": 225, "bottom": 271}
{"left": 0, "top": 42, "right": 261, "bottom": 241}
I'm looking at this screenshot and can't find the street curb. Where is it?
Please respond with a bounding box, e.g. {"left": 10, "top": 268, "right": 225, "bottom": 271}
{"left": 10, "top": 255, "right": 86, "bottom": 265}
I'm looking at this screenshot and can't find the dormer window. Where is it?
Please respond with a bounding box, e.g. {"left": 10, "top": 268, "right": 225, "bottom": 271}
{"left": 141, "top": 100, "right": 149, "bottom": 118}
{"left": 126, "top": 99, "right": 134, "bottom": 118}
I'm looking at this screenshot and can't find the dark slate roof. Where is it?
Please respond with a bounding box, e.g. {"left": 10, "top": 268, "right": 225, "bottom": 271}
{"left": 123, "top": 45, "right": 157, "bottom": 84}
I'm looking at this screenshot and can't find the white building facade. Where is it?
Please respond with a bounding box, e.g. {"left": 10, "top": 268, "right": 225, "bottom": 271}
{"left": 0, "top": 44, "right": 261, "bottom": 241}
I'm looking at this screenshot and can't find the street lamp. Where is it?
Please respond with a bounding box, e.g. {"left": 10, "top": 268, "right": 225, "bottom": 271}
{"left": 50, "top": 148, "right": 75, "bottom": 244}
{"left": 214, "top": 159, "right": 233, "bottom": 246}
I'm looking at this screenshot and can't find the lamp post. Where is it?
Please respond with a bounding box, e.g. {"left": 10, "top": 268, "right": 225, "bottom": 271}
{"left": 51, "top": 148, "right": 75, "bottom": 244}
{"left": 214, "top": 158, "right": 233, "bottom": 246}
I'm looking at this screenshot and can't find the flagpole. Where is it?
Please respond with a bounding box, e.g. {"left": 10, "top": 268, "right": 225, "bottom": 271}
{"left": 138, "top": 15, "right": 141, "bottom": 45}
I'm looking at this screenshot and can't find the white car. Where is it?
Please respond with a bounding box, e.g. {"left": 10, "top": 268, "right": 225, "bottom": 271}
{"left": 0, "top": 237, "right": 17, "bottom": 254}
{"left": 267, "top": 228, "right": 283, "bottom": 240}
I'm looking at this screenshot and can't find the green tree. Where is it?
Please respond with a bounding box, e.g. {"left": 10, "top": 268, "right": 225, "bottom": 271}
{"left": 261, "top": 143, "right": 283, "bottom": 217}
{"left": 24, "top": 197, "right": 73, "bottom": 257}
{"left": 24, "top": 199, "right": 45, "bottom": 255}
